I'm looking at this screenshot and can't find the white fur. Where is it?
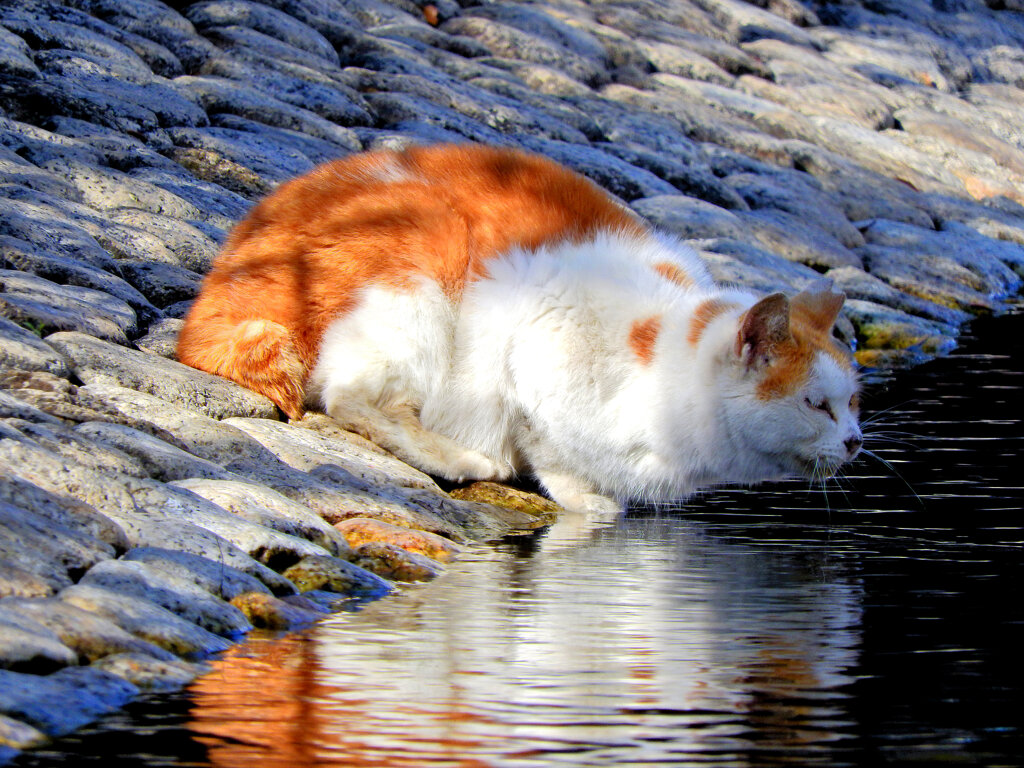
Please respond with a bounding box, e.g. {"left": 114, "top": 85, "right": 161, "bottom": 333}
{"left": 309, "top": 230, "right": 860, "bottom": 513}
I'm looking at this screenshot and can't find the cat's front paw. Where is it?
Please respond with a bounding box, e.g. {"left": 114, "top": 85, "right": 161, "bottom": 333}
{"left": 446, "top": 449, "right": 511, "bottom": 484}
{"left": 536, "top": 470, "right": 625, "bottom": 517}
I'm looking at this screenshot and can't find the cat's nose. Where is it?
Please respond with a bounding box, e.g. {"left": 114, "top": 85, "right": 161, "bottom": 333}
{"left": 844, "top": 434, "right": 863, "bottom": 458}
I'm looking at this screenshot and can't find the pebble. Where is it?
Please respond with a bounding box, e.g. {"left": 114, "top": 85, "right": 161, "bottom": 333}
{"left": 4, "top": 0, "right": 1024, "bottom": 756}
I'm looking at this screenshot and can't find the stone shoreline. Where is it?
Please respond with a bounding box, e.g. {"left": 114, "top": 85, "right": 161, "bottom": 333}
{"left": 2, "top": 0, "right": 1024, "bottom": 758}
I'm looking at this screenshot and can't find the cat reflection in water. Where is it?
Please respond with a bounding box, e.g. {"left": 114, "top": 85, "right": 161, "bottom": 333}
{"left": 178, "top": 144, "right": 862, "bottom": 517}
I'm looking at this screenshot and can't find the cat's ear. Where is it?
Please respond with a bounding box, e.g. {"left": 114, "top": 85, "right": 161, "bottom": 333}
{"left": 791, "top": 278, "right": 845, "bottom": 332}
{"left": 735, "top": 293, "right": 792, "bottom": 367}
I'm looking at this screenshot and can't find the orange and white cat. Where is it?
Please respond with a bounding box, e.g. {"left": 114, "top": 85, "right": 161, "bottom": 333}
{"left": 178, "top": 144, "right": 862, "bottom": 515}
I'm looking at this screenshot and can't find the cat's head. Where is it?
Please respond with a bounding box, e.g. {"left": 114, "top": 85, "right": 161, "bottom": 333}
{"left": 720, "top": 279, "right": 862, "bottom": 482}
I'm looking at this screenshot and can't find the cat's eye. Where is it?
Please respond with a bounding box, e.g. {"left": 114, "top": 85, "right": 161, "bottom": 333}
{"left": 805, "top": 397, "right": 835, "bottom": 419}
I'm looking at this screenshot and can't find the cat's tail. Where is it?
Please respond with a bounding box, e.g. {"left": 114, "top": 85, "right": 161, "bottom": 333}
{"left": 176, "top": 315, "right": 307, "bottom": 420}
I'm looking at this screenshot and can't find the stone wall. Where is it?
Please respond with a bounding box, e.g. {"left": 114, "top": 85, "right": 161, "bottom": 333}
{"left": 2, "top": 0, "right": 1024, "bottom": 757}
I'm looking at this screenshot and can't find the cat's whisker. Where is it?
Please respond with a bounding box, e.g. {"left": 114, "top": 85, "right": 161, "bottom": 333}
{"left": 861, "top": 448, "right": 924, "bottom": 508}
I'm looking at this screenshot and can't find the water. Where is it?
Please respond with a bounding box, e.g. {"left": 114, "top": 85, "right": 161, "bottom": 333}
{"left": 15, "top": 309, "right": 1024, "bottom": 768}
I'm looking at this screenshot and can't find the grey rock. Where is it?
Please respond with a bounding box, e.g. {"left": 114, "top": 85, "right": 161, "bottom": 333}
{"left": 0, "top": 24, "right": 38, "bottom": 80}
{"left": 0, "top": 565, "right": 55, "bottom": 600}
{"left": 0, "top": 498, "right": 114, "bottom": 594}
{"left": 0, "top": 472, "right": 128, "bottom": 554}
{"left": 632, "top": 195, "right": 745, "bottom": 240}
{"left": 844, "top": 298, "right": 958, "bottom": 367}
{"left": 172, "top": 76, "right": 361, "bottom": 151}
{"left": 691, "top": 238, "right": 823, "bottom": 293}
{"left": 0, "top": 597, "right": 177, "bottom": 664}
{"left": 186, "top": 0, "right": 341, "bottom": 65}
{"left": 107, "top": 209, "right": 221, "bottom": 273}
{"left": 223, "top": 415, "right": 439, "bottom": 491}
{"left": 0, "top": 666, "right": 138, "bottom": 737}
{"left": 595, "top": 142, "right": 748, "bottom": 210}
{"left": 116, "top": 260, "right": 202, "bottom": 309}
{"left": 73, "top": 421, "right": 236, "bottom": 483}
{"left": 518, "top": 137, "right": 678, "bottom": 201}
{"left": 167, "top": 125, "right": 320, "bottom": 185}
{"left": 639, "top": 39, "right": 735, "bottom": 86}
{"left": 0, "top": 269, "right": 137, "bottom": 343}
{"left": 171, "top": 478, "right": 354, "bottom": 559}
{"left": 0, "top": 607, "right": 78, "bottom": 673}
{"left": 120, "top": 547, "right": 274, "bottom": 601}
{"left": 59, "top": 583, "right": 232, "bottom": 659}
{"left": 737, "top": 208, "right": 863, "bottom": 270}
{"left": 0, "top": 234, "right": 161, "bottom": 325}
{"left": 860, "top": 219, "right": 1022, "bottom": 303}
{"left": 441, "top": 16, "right": 606, "bottom": 87}
{"left": 693, "top": 0, "right": 821, "bottom": 48}
{"left": 0, "top": 316, "right": 70, "bottom": 377}
{"left": 91, "top": 652, "right": 207, "bottom": 692}
{"left": 127, "top": 165, "right": 251, "bottom": 233}
{"left": 133, "top": 318, "right": 184, "bottom": 359}
{"left": 78, "top": 559, "right": 252, "bottom": 638}
{"left": 827, "top": 265, "right": 972, "bottom": 327}
{"left": 45, "top": 331, "right": 279, "bottom": 421}
{"left": 199, "top": 56, "right": 373, "bottom": 128}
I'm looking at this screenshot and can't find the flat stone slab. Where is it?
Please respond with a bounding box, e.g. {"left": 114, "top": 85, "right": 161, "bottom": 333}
{"left": 45, "top": 331, "right": 278, "bottom": 420}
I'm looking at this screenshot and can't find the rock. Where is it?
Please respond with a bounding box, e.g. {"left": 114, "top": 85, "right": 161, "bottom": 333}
{"left": 106, "top": 209, "right": 221, "bottom": 273}
{"left": 281, "top": 554, "right": 392, "bottom": 597}
{"left": 0, "top": 316, "right": 70, "bottom": 378}
{"left": 224, "top": 415, "right": 439, "bottom": 491}
{"left": 722, "top": 172, "right": 865, "bottom": 248}
{"left": 0, "top": 498, "right": 114, "bottom": 595}
{"left": 0, "top": 666, "right": 138, "bottom": 737}
{"left": 0, "top": 713, "right": 46, "bottom": 751}
{"left": 172, "top": 76, "right": 361, "bottom": 151}
{"left": 351, "top": 541, "right": 444, "bottom": 582}
{"left": 450, "top": 482, "right": 563, "bottom": 521}
{"left": 441, "top": 15, "right": 607, "bottom": 87}
{"left": 0, "top": 235, "right": 160, "bottom": 325}
{"left": 0, "top": 607, "right": 78, "bottom": 673}
{"left": 74, "top": 420, "right": 237, "bottom": 483}
{"left": 737, "top": 208, "right": 863, "bottom": 270}
{"left": 59, "top": 583, "right": 232, "bottom": 659}
{"left": 845, "top": 299, "right": 958, "bottom": 368}
{"left": 171, "top": 478, "right": 354, "bottom": 559}
{"left": 0, "top": 567, "right": 53, "bottom": 600}
{"left": 0, "top": 269, "right": 137, "bottom": 344}
{"left": 120, "top": 547, "right": 277, "bottom": 601}
{"left": 91, "top": 652, "right": 207, "bottom": 693}
{"left": 229, "top": 591, "right": 324, "bottom": 630}
{"left": 0, "top": 472, "right": 129, "bottom": 554}
{"left": 185, "top": 0, "right": 341, "bottom": 65}
{"left": 632, "top": 195, "right": 746, "bottom": 240}
{"left": 133, "top": 318, "right": 184, "bottom": 358}
{"left": 0, "top": 598, "right": 177, "bottom": 664}
{"left": 78, "top": 559, "right": 253, "bottom": 638}
{"left": 45, "top": 331, "right": 279, "bottom": 420}
{"left": 827, "top": 265, "right": 972, "bottom": 327}
{"left": 334, "top": 517, "right": 461, "bottom": 562}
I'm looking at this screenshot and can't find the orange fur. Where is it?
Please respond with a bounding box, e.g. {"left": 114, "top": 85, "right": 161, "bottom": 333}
{"left": 628, "top": 316, "right": 662, "bottom": 365}
{"left": 653, "top": 261, "right": 695, "bottom": 289}
{"left": 755, "top": 306, "right": 852, "bottom": 401}
{"left": 177, "top": 145, "right": 644, "bottom": 417}
{"left": 687, "top": 299, "right": 736, "bottom": 346}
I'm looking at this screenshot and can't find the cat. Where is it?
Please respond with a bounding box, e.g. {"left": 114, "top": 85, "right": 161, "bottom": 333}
{"left": 177, "top": 143, "right": 862, "bottom": 516}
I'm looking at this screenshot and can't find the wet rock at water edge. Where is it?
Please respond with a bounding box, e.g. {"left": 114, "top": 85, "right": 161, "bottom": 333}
{"left": 91, "top": 652, "right": 208, "bottom": 693}
{"left": 78, "top": 559, "right": 254, "bottom": 639}
{"left": 0, "top": 667, "right": 139, "bottom": 737}
{"left": 351, "top": 541, "right": 445, "bottom": 582}
{"left": 334, "top": 517, "right": 462, "bottom": 563}
{"left": 229, "top": 591, "right": 325, "bottom": 630}
{"left": 282, "top": 554, "right": 393, "bottom": 597}
{"left": 59, "top": 583, "right": 232, "bottom": 659}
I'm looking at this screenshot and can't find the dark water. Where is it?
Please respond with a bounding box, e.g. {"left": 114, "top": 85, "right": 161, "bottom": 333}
{"left": 14, "top": 309, "right": 1024, "bottom": 768}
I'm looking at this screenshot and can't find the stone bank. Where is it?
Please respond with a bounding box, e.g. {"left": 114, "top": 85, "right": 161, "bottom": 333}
{"left": 3, "top": 0, "right": 1024, "bottom": 758}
